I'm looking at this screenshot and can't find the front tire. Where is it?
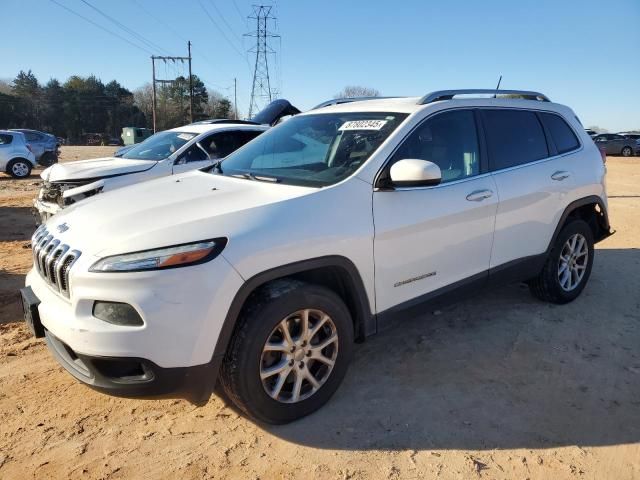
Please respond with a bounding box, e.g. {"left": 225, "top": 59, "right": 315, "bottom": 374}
{"left": 220, "top": 280, "right": 354, "bottom": 424}
{"left": 6, "top": 158, "right": 32, "bottom": 179}
{"left": 528, "top": 219, "right": 594, "bottom": 304}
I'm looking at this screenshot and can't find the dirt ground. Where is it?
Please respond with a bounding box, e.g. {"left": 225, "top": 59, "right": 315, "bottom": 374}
{"left": 0, "top": 147, "right": 638, "bottom": 479}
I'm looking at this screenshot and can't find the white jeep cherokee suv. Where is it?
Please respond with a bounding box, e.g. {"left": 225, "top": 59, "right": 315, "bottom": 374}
{"left": 34, "top": 99, "right": 300, "bottom": 223}
{"left": 22, "top": 90, "right": 611, "bottom": 424}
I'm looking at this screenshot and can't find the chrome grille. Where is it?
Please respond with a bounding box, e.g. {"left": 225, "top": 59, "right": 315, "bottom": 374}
{"left": 31, "top": 226, "right": 81, "bottom": 298}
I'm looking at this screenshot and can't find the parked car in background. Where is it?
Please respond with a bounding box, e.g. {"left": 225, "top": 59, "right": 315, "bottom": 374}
{"left": 22, "top": 90, "right": 611, "bottom": 423}
{"left": 9, "top": 128, "right": 60, "bottom": 166}
{"left": 618, "top": 132, "right": 640, "bottom": 141}
{"left": 0, "top": 130, "right": 37, "bottom": 178}
{"left": 592, "top": 133, "right": 636, "bottom": 157}
{"left": 584, "top": 129, "right": 597, "bottom": 137}
{"left": 33, "top": 99, "right": 300, "bottom": 223}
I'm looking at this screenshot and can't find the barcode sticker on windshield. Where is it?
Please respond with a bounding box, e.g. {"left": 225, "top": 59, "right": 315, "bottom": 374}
{"left": 339, "top": 120, "right": 387, "bottom": 131}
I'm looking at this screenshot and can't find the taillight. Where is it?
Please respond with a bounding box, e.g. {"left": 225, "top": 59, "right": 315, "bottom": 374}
{"left": 598, "top": 146, "right": 606, "bottom": 164}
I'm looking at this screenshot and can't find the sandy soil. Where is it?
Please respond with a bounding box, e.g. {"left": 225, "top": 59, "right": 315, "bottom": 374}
{"left": 0, "top": 148, "right": 638, "bottom": 479}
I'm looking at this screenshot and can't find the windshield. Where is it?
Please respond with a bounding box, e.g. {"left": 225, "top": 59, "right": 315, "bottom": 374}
{"left": 122, "top": 131, "right": 197, "bottom": 160}
{"left": 217, "top": 112, "right": 408, "bottom": 187}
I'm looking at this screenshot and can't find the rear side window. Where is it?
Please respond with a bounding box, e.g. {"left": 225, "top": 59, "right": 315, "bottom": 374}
{"left": 539, "top": 113, "right": 580, "bottom": 154}
{"left": 483, "top": 110, "right": 549, "bottom": 170}
{"left": 0, "top": 134, "right": 13, "bottom": 145}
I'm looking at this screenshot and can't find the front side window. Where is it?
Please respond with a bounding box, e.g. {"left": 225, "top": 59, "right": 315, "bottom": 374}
{"left": 202, "top": 132, "right": 242, "bottom": 159}
{"left": 122, "top": 131, "right": 197, "bottom": 161}
{"left": 218, "top": 112, "right": 408, "bottom": 187}
{"left": 483, "top": 109, "right": 549, "bottom": 170}
{"left": 539, "top": 113, "right": 580, "bottom": 154}
{"left": 175, "top": 143, "right": 208, "bottom": 164}
{"left": 390, "top": 109, "right": 480, "bottom": 183}
{"left": 0, "top": 134, "right": 13, "bottom": 145}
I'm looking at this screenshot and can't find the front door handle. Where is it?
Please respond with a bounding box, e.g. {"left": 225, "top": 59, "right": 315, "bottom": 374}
{"left": 466, "top": 189, "right": 493, "bottom": 202}
{"left": 551, "top": 171, "right": 570, "bottom": 181}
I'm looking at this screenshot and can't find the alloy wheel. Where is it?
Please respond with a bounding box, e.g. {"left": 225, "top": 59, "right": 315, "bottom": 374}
{"left": 260, "top": 309, "right": 338, "bottom": 403}
{"left": 558, "top": 233, "right": 589, "bottom": 291}
{"left": 12, "top": 162, "right": 30, "bottom": 178}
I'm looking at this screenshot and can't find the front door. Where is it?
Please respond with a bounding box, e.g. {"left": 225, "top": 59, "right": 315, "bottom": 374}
{"left": 373, "top": 109, "right": 497, "bottom": 313}
{"left": 172, "top": 143, "right": 213, "bottom": 175}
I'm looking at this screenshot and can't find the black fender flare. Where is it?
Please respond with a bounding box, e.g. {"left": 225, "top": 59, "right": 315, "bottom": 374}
{"left": 546, "top": 195, "right": 611, "bottom": 253}
{"left": 211, "top": 255, "right": 374, "bottom": 362}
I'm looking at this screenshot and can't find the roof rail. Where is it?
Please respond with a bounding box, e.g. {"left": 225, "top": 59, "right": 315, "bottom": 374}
{"left": 312, "top": 96, "right": 402, "bottom": 110}
{"left": 189, "top": 119, "right": 259, "bottom": 126}
{"left": 419, "top": 89, "right": 550, "bottom": 105}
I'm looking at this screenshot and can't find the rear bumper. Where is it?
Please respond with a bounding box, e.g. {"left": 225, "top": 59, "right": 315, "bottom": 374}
{"left": 45, "top": 329, "right": 220, "bottom": 403}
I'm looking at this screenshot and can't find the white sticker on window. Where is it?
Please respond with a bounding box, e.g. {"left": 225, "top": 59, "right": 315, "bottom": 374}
{"left": 339, "top": 120, "right": 387, "bottom": 131}
{"left": 177, "top": 133, "right": 195, "bottom": 141}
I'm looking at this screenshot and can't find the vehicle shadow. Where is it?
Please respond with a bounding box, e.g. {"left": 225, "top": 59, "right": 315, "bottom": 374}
{"left": 263, "top": 248, "right": 640, "bottom": 450}
{"left": 0, "top": 206, "right": 37, "bottom": 241}
{"left": 0, "top": 271, "right": 27, "bottom": 325}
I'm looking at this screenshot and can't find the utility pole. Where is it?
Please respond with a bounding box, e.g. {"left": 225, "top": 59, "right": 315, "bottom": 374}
{"left": 150, "top": 42, "right": 194, "bottom": 130}
{"left": 151, "top": 56, "right": 157, "bottom": 133}
{"left": 188, "top": 40, "right": 193, "bottom": 123}
{"left": 245, "top": 5, "right": 279, "bottom": 118}
{"left": 234, "top": 78, "right": 238, "bottom": 120}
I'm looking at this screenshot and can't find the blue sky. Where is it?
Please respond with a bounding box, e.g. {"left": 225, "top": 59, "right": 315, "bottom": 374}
{"left": 3, "top": 0, "right": 639, "bottom": 131}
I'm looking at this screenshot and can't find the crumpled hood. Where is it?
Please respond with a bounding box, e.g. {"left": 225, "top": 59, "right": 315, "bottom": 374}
{"left": 46, "top": 171, "right": 314, "bottom": 258}
{"left": 41, "top": 157, "right": 157, "bottom": 182}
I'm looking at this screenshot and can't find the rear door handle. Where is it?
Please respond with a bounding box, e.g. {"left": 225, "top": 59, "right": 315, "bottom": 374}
{"left": 466, "top": 189, "right": 493, "bottom": 202}
{"left": 551, "top": 171, "right": 570, "bottom": 181}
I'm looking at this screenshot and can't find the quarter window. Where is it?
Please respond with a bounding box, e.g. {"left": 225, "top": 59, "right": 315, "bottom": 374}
{"left": 483, "top": 109, "right": 549, "bottom": 170}
{"left": 391, "top": 109, "right": 480, "bottom": 183}
{"left": 539, "top": 113, "right": 580, "bottom": 154}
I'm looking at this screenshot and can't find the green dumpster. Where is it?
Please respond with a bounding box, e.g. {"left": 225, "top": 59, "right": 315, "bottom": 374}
{"left": 121, "top": 127, "right": 152, "bottom": 146}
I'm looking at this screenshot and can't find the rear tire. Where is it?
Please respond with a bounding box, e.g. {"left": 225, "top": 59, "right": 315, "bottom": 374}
{"left": 6, "top": 158, "right": 32, "bottom": 179}
{"left": 528, "top": 219, "right": 594, "bottom": 304}
{"left": 621, "top": 146, "right": 632, "bottom": 157}
{"left": 220, "top": 280, "right": 354, "bottom": 424}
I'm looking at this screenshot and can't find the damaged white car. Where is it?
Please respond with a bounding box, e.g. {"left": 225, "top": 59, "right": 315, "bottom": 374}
{"left": 34, "top": 100, "right": 300, "bottom": 223}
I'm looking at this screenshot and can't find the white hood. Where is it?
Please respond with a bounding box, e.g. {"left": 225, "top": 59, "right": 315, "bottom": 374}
{"left": 46, "top": 171, "right": 314, "bottom": 257}
{"left": 42, "top": 157, "right": 157, "bottom": 182}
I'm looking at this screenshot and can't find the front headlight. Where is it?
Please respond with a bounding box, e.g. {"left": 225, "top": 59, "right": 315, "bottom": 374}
{"left": 90, "top": 238, "right": 227, "bottom": 272}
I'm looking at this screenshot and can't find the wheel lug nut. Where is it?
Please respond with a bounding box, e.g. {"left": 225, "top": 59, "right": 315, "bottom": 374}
{"left": 299, "top": 362, "right": 304, "bottom": 368}
{"left": 289, "top": 360, "right": 294, "bottom": 366}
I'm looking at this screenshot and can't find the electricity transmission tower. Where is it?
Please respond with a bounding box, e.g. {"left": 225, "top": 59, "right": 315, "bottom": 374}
{"left": 245, "top": 5, "right": 279, "bottom": 118}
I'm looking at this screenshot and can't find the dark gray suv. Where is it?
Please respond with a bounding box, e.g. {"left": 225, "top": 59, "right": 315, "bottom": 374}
{"left": 9, "top": 129, "right": 59, "bottom": 166}
{"left": 592, "top": 133, "right": 636, "bottom": 157}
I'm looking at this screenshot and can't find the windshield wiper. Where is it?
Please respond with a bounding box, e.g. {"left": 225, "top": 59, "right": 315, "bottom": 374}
{"left": 229, "top": 172, "right": 280, "bottom": 183}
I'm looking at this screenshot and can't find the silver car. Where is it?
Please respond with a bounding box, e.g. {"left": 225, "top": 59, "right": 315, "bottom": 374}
{"left": 592, "top": 133, "right": 636, "bottom": 157}
{"left": 9, "top": 129, "right": 59, "bottom": 166}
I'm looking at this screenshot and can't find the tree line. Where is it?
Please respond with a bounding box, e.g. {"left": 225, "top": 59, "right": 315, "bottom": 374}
{"left": 0, "top": 70, "right": 234, "bottom": 144}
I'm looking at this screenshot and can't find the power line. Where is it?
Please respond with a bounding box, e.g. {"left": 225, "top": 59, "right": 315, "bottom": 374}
{"left": 197, "top": 0, "right": 247, "bottom": 61}
{"left": 48, "top": 0, "right": 152, "bottom": 54}
{"left": 208, "top": 0, "right": 244, "bottom": 44}
{"left": 78, "top": 0, "right": 171, "bottom": 56}
{"left": 231, "top": 0, "right": 247, "bottom": 25}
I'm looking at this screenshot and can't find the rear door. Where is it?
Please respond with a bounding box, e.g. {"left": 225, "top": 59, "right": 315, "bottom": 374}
{"left": 373, "top": 109, "right": 498, "bottom": 312}
{"left": 484, "top": 109, "right": 581, "bottom": 268}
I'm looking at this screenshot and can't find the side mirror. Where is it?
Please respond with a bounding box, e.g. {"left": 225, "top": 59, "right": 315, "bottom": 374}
{"left": 389, "top": 159, "right": 441, "bottom": 187}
